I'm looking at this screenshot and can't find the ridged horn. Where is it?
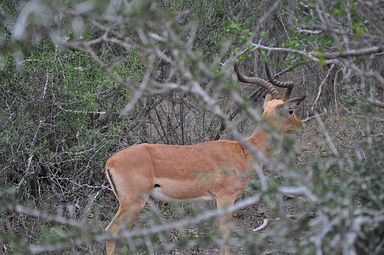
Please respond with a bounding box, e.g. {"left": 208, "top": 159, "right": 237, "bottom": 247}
{"left": 265, "top": 63, "right": 294, "bottom": 101}
{"left": 234, "top": 63, "right": 280, "bottom": 99}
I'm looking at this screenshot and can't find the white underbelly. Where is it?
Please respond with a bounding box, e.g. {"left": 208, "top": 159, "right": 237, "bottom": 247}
{"left": 150, "top": 187, "right": 214, "bottom": 202}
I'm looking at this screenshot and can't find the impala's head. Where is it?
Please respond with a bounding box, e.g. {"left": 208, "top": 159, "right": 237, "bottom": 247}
{"left": 262, "top": 94, "right": 305, "bottom": 133}
{"left": 234, "top": 63, "right": 305, "bottom": 133}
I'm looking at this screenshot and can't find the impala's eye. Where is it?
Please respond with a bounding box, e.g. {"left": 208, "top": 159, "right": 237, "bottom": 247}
{"left": 289, "top": 110, "right": 294, "bottom": 115}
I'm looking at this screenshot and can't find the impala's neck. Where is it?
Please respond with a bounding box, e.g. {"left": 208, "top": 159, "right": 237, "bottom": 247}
{"left": 244, "top": 128, "right": 271, "bottom": 159}
{"left": 244, "top": 116, "right": 288, "bottom": 158}
{"left": 246, "top": 129, "right": 269, "bottom": 149}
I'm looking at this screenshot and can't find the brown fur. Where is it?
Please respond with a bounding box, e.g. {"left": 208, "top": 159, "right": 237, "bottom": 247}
{"left": 104, "top": 96, "right": 304, "bottom": 255}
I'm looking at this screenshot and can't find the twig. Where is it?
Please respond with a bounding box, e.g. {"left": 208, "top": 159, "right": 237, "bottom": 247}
{"left": 55, "top": 104, "right": 106, "bottom": 115}
{"left": 297, "top": 28, "right": 322, "bottom": 34}
{"left": 311, "top": 64, "right": 335, "bottom": 111}
{"left": 250, "top": 42, "right": 337, "bottom": 64}
{"left": 252, "top": 219, "right": 268, "bottom": 232}
{"left": 120, "top": 55, "right": 155, "bottom": 117}
{"left": 28, "top": 194, "right": 263, "bottom": 254}
{"left": 368, "top": 97, "right": 384, "bottom": 108}
{"left": 16, "top": 119, "right": 43, "bottom": 193}
{"left": 314, "top": 114, "right": 339, "bottom": 157}
{"left": 323, "top": 46, "right": 383, "bottom": 59}
{"left": 253, "top": 0, "right": 282, "bottom": 36}
{"left": 250, "top": 43, "right": 383, "bottom": 63}
{"left": 302, "top": 113, "right": 325, "bottom": 122}
{"left": 4, "top": 202, "right": 82, "bottom": 228}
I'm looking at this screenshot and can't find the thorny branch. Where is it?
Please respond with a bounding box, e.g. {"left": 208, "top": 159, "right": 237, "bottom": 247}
{"left": 25, "top": 194, "right": 263, "bottom": 254}
{"left": 2, "top": 1, "right": 384, "bottom": 254}
{"left": 250, "top": 43, "right": 383, "bottom": 63}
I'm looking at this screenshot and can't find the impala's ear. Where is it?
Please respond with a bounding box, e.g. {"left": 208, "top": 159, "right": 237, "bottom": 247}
{"left": 263, "top": 94, "right": 272, "bottom": 108}
{"left": 283, "top": 96, "right": 305, "bottom": 108}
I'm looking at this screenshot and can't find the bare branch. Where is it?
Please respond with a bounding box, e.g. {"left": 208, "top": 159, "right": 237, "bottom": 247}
{"left": 368, "top": 97, "right": 384, "bottom": 108}
{"left": 251, "top": 43, "right": 383, "bottom": 63}
{"left": 323, "top": 46, "right": 383, "bottom": 59}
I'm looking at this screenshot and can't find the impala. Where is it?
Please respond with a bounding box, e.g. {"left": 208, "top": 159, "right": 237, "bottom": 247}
{"left": 104, "top": 63, "right": 305, "bottom": 255}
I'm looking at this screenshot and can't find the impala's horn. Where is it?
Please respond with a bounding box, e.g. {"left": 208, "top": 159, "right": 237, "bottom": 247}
{"left": 234, "top": 63, "right": 281, "bottom": 99}
{"left": 265, "top": 63, "right": 294, "bottom": 102}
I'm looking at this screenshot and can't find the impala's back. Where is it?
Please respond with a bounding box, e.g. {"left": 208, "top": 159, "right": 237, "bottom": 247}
{"left": 106, "top": 140, "right": 250, "bottom": 203}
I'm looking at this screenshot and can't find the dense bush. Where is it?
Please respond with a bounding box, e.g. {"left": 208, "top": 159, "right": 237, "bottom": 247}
{"left": 0, "top": 0, "right": 383, "bottom": 254}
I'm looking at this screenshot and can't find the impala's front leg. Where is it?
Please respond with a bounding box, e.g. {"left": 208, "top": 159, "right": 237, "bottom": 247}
{"left": 216, "top": 195, "right": 237, "bottom": 255}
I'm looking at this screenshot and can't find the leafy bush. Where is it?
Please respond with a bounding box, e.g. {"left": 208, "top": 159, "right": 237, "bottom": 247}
{"left": 1, "top": 0, "right": 383, "bottom": 254}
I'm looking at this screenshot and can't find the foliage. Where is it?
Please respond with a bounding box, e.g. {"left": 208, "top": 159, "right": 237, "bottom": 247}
{"left": 0, "top": 0, "right": 383, "bottom": 254}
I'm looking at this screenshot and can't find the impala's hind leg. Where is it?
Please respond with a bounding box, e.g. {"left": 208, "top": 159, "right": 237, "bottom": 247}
{"left": 105, "top": 169, "right": 153, "bottom": 255}
{"left": 105, "top": 196, "right": 148, "bottom": 255}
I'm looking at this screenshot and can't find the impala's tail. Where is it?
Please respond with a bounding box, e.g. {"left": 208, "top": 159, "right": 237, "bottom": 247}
{"left": 105, "top": 168, "right": 119, "bottom": 198}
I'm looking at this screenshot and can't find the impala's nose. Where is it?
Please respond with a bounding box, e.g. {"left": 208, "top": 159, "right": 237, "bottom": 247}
{"left": 294, "top": 115, "right": 304, "bottom": 128}
{"left": 286, "top": 116, "right": 304, "bottom": 133}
